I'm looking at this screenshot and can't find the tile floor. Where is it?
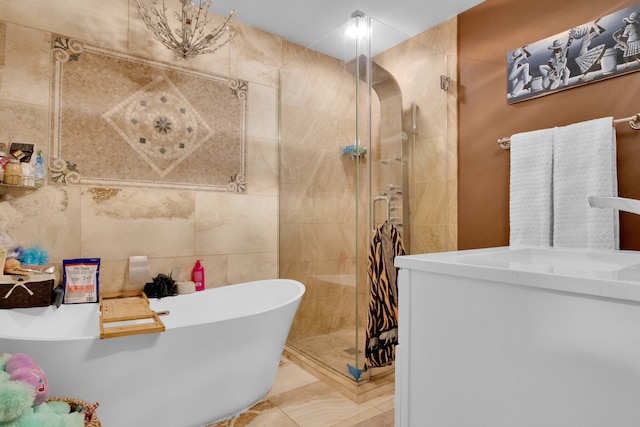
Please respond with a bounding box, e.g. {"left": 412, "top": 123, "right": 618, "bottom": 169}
{"left": 206, "top": 357, "right": 395, "bottom": 427}
{"left": 289, "top": 329, "right": 394, "bottom": 382}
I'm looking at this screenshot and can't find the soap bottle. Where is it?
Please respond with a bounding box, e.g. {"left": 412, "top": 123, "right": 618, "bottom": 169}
{"left": 192, "top": 260, "right": 205, "bottom": 291}
{"left": 34, "top": 150, "right": 45, "bottom": 188}
{"left": 21, "top": 160, "right": 33, "bottom": 187}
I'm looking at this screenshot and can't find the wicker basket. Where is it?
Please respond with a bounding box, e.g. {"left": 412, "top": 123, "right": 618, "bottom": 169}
{"left": 0, "top": 276, "right": 54, "bottom": 309}
{"left": 46, "top": 396, "right": 101, "bottom": 427}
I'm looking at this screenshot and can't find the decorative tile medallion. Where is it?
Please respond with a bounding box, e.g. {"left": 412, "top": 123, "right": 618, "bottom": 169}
{"left": 50, "top": 36, "right": 247, "bottom": 192}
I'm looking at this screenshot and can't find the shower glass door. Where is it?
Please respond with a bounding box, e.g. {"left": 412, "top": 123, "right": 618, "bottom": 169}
{"left": 279, "top": 12, "right": 413, "bottom": 383}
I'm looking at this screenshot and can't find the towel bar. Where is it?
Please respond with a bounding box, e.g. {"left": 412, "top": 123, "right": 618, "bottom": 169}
{"left": 498, "top": 113, "right": 640, "bottom": 150}
{"left": 372, "top": 195, "right": 392, "bottom": 230}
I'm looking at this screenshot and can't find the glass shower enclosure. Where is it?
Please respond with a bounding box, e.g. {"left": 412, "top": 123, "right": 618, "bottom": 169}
{"left": 279, "top": 11, "right": 414, "bottom": 385}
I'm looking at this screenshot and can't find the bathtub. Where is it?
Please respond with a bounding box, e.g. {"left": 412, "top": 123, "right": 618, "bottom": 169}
{"left": 0, "top": 278, "right": 305, "bottom": 427}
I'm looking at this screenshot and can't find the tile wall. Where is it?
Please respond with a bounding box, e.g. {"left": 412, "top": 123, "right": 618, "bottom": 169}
{"left": 375, "top": 18, "right": 459, "bottom": 255}
{"left": 0, "top": 0, "right": 281, "bottom": 291}
{"left": 279, "top": 18, "right": 458, "bottom": 355}
{"left": 0, "top": 1, "right": 458, "bottom": 358}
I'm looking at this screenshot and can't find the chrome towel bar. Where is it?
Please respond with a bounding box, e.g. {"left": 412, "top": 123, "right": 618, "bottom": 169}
{"left": 498, "top": 113, "right": 640, "bottom": 150}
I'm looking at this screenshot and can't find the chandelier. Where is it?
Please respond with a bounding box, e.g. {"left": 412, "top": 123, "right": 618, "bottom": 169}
{"left": 135, "top": 0, "right": 237, "bottom": 60}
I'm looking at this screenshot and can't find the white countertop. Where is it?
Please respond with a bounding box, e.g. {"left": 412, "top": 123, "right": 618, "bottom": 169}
{"left": 395, "top": 246, "right": 640, "bottom": 303}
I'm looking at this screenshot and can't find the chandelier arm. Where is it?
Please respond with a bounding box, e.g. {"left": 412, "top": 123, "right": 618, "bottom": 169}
{"left": 182, "top": 0, "right": 196, "bottom": 48}
{"left": 199, "top": 36, "right": 233, "bottom": 54}
{"left": 135, "top": 0, "right": 236, "bottom": 59}
{"left": 188, "top": 9, "right": 235, "bottom": 52}
{"left": 159, "top": 21, "right": 184, "bottom": 50}
{"left": 161, "top": 3, "right": 191, "bottom": 51}
{"left": 205, "top": 11, "right": 236, "bottom": 42}
{"left": 192, "top": 29, "right": 232, "bottom": 52}
{"left": 191, "top": 2, "right": 208, "bottom": 42}
{"left": 150, "top": 9, "right": 183, "bottom": 50}
{"left": 135, "top": 0, "right": 178, "bottom": 49}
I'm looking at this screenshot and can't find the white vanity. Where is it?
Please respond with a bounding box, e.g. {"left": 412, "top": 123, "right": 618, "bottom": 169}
{"left": 395, "top": 246, "right": 640, "bottom": 427}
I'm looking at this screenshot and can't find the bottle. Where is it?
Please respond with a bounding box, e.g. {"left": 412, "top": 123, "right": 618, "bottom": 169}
{"left": 34, "top": 150, "right": 45, "bottom": 188}
{"left": 192, "top": 260, "right": 205, "bottom": 291}
{"left": 0, "top": 154, "right": 9, "bottom": 183}
{"left": 21, "top": 161, "right": 33, "bottom": 186}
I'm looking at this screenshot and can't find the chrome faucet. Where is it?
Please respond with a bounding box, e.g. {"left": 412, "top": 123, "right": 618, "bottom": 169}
{"left": 588, "top": 196, "right": 640, "bottom": 216}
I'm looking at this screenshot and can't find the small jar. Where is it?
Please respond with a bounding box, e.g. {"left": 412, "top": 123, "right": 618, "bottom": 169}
{"left": 4, "top": 159, "right": 22, "bottom": 185}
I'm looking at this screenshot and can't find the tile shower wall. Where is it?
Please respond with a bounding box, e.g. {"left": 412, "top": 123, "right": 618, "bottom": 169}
{"left": 279, "top": 42, "right": 365, "bottom": 340}
{"left": 280, "top": 19, "right": 458, "bottom": 342}
{"left": 375, "top": 18, "right": 458, "bottom": 255}
{"left": 0, "top": 0, "right": 281, "bottom": 291}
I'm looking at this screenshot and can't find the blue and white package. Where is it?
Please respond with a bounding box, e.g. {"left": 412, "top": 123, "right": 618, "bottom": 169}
{"left": 63, "top": 258, "right": 101, "bottom": 304}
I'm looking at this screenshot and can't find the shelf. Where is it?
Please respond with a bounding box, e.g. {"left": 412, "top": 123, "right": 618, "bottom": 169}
{"left": 0, "top": 183, "right": 40, "bottom": 192}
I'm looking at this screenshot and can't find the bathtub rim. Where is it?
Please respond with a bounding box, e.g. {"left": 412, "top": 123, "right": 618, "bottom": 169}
{"left": 0, "top": 278, "right": 305, "bottom": 342}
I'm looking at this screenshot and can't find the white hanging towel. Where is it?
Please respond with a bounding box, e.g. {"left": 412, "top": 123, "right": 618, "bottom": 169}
{"left": 553, "top": 117, "right": 618, "bottom": 249}
{"left": 509, "top": 128, "right": 554, "bottom": 246}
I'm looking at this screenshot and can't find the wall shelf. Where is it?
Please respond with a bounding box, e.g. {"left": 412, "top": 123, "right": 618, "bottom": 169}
{"left": 0, "top": 183, "right": 40, "bottom": 193}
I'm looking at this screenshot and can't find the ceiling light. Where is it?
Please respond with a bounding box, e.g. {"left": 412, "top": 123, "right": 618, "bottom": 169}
{"left": 345, "top": 23, "right": 368, "bottom": 39}
{"left": 135, "top": 0, "right": 237, "bottom": 60}
{"left": 346, "top": 10, "right": 368, "bottom": 39}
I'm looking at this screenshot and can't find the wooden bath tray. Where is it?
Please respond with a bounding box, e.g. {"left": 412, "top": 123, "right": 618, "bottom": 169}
{"left": 99, "top": 291, "right": 165, "bottom": 339}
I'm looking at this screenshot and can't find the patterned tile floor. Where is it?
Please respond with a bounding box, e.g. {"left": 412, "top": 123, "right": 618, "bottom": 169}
{"left": 206, "top": 357, "right": 394, "bottom": 427}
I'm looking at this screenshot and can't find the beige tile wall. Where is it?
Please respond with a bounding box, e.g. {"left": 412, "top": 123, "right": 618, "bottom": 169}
{"left": 0, "top": 0, "right": 281, "bottom": 292}
{"left": 0, "top": 2, "right": 457, "bottom": 352}
{"left": 280, "top": 19, "right": 458, "bottom": 345}
{"left": 375, "top": 18, "right": 458, "bottom": 254}
{"left": 279, "top": 42, "right": 362, "bottom": 340}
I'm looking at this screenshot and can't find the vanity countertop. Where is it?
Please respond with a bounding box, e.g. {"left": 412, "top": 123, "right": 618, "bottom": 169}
{"left": 395, "top": 246, "right": 640, "bottom": 303}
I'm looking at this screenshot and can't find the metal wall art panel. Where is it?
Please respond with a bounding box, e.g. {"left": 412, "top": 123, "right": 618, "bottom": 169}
{"left": 507, "top": 4, "right": 640, "bottom": 104}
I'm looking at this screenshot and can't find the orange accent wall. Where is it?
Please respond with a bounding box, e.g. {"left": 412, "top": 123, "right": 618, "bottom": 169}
{"left": 458, "top": 0, "right": 640, "bottom": 250}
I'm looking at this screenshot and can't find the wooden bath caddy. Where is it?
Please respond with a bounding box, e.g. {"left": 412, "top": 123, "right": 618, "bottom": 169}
{"left": 99, "top": 291, "right": 166, "bottom": 339}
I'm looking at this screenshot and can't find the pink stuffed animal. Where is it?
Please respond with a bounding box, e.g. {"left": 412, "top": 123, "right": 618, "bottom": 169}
{"left": 5, "top": 353, "right": 49, "bottom": 405}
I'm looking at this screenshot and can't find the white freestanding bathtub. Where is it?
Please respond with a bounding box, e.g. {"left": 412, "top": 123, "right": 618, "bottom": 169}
{"left": 0, "top": 279, "right": 305, "bottom": 427}
{"left": 395, "top": 246, "right": 640, "bottom": 427}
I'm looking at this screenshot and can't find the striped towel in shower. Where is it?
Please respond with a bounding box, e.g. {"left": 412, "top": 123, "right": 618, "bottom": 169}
{"left": 364, "top": 220, "right": 405, "bottom": 371}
